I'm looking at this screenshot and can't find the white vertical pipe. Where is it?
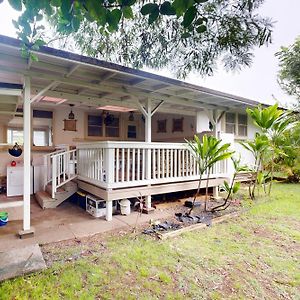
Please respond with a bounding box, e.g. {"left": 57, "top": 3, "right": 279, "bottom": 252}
{"left": 106, "top": 200, "right": 112, "bottom": 221}
{"left": 23, "top": 76, "right": 31, "bottom": 231}
{"left": 145, "top": 98, "right": 152, "bottom": 208}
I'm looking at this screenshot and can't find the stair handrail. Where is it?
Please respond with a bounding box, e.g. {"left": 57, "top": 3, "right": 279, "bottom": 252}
{"left": 51, "top": 149, "right": 77, "bottom": 198}
{"left": 43, "top": 149, "right": 67, "bottom": 189}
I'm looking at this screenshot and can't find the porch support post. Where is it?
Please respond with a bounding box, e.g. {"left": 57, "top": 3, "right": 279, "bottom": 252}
{"left": 106, "top": 200, "right": 112, "bottom": 221}
{"left": 204, "top": 109, "right": 220, "bottom": 198}
{"left": 145, "top": 98, "right": 152, "bottom": 209}
{"left": 145, "top": 98, "right": 152, "bottom": 143}
{"left": 20, "top": 76, "right": 34, "bottom": 236}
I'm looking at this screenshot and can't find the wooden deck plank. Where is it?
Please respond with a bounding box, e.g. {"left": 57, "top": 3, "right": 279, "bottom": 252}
{"left": 77, "top": 177, "right": 228, "bottom": 201}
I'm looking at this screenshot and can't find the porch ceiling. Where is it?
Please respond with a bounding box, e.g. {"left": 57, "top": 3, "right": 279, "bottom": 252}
{"left": 0, "top": 83, "right": 22, "bottom": 123}
{"left": 0, "top": 35, "right": 261, "bottom": 116}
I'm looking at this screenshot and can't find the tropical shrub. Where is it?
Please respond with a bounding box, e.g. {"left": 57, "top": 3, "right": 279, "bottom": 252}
{"left": 243, "top": 104, "right": 294, "bottom": 196}
{"left": 186, "top": 134, "right": 233, "bottom": 213}
{"left": 211, "top": 156, "right": 248, "bottom": 212}
{"left": 240, "top": 133, "right": 269, "bottom": 199}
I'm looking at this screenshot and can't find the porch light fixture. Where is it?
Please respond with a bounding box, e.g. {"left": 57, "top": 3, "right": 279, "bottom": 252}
{"left": 68, "top": 104, "right": 75, "bottom": 120}
{"left": 129, "top": 111, "right": 134, "bottom": 121}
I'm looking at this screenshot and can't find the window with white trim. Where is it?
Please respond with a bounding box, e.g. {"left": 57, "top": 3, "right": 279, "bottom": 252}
{"left": 7, "top": 110, "right": 53, "bottom": 146}
{"left": 7, "top": 128, "right": 50, "bottom": 146}
{"left": 87, "top": 114, "right": 120, "bottom": 138}
{"left": 225, "top": 112, "right": 248, "bottom": 137}
{"left": 7, "top": 128, "right": 23, "bottom": 145}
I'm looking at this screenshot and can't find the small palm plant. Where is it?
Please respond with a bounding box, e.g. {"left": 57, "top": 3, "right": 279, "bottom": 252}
{"left": 186, "top": 134, "right": 234, "bottom": 214}
{"left": 211, "top": 156, "right": 248, "bottom": 212}
{"left": 240, "top": 133, "right": 269, "bottom": 199}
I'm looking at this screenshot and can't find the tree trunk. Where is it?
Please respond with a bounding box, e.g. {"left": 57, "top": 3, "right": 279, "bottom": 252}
{"left": 204, "top": 168, "right": 211, "bottom": 212}
{"left": 211, "top": 173, "right": 237, "bottom": 212}
{"left": 268, "top": 149, "right": 275, "bottom": 195}
{"left": 188, "top": 173, "right": 203, "bottom": 215}
{"left": 251, "top": 157, "right": 261, "bottom": 200}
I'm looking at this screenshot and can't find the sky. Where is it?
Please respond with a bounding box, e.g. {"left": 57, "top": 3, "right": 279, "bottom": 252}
{"left": 0, "top": 0, "right": 299, "bottom": 107}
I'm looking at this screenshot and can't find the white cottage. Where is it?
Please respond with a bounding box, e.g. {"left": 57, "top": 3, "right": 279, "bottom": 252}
{"left": 0, "top": 35, "right": 259, "bottom": 236}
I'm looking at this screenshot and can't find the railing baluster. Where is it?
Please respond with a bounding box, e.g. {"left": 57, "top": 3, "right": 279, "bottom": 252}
{"left": 137, "top": 149, "right": 140, "bottom": 181}
{"left": 178, "top": 150, "right": 182, "bottom": 177}
{"left": 174, "top": 149, "right": 178, "bottom": 177}
{"left": 157, "top": 149, "right": 161, "bottom": 179}
{"left": 126, "top": 148, "right": 130, "bottom": 182}
{"left": 116, "top": 148, "right": 119, "bottom": 182}
{"left": 121, "top": 148, "right": 125, "bottom": 182}
{"left": 162, "top": 149, "right": 165, "bottom": 178}
{"left": 142, "top": 149, "right": 145, "bottom": 180}
{"left": 152, "top": 149, "right": 156, "bottom": 179}
{"left": 132, "top": 148, "right": 136, "bottom": 181}
{"left": 170, "top": 149, "right": 176, "bottom": 177}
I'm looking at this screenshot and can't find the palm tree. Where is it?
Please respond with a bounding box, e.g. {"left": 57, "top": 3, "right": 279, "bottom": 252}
{"left": 240, "top": 133, "right": 269, "bottom": 199}
{"left": 247, "top": 104, "right": 294, "bottom": 194}
{"left": 186, "top": 134, "right": 233, "bottom": 213}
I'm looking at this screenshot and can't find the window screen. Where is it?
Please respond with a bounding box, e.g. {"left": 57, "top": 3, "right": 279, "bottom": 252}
{"left": 88, "top": 115, "right": 103, "bottom": 136}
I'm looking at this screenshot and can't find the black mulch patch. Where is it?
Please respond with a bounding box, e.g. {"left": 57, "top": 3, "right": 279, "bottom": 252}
{"left": 142, "top": 212, "right": 213, "bottom": 235}
{"left": 142, "top": 221, "right": 182, "bottom": 235}
{"left": 175, "top": 212, "right": 212, "bottom": 226}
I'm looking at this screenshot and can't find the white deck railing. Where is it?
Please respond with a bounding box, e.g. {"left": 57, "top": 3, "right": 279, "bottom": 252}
{"left": 46, "top": 149, "right": 77, "bottom": 198}
{"left": 43, "top": 149, "right": 66, "bottom": 189}
{"left": 76, "top": 141, "right": 228, "bottom": 189}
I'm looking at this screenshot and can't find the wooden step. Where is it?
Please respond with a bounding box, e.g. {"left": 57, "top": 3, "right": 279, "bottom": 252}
{"left": 36, "top": 181, "right": 78, "bottom": 209}
{"left": 35, "top": 191, "right": 54, "bottom": 209}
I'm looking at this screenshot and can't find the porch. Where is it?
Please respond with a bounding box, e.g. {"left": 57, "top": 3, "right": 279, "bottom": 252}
{"left": 0, "top": 34, "right": 257, "bottom": 236}
{"left": 43, "top": 140, "right": 229, "bottom": 221}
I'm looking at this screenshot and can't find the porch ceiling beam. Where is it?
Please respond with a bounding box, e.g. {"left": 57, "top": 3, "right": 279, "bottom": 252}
{"left": 204, "top": 108, "right": 217, "bottom": 125}
{"left": 99, "top": 71, "right": 117, "bottom": 82}
{"left": 103, "top": 80, "right": 229, "bottom": 110}
{"left": 30, "top": 81, "right": 58, "bottom": 103}
{"left": 0, "top": 53, "right": 27, "bottom": 67}
{"left": 65, "top": 64, "right": 80, "bottom": 77}
{"left": 48, "top": 64, "right": 81, "bottom": 91}
{"left": 32, "top": 86, "right": 136, "bottom": 109}
{"left": 217, "top": 111, "right": 226, "bottom": 123}
{"left": 0, "top": 65, "right": 228, "bottom": 110}
{"left": 151, "top": 100, "right": 164, "bottom": 116}
{"left": 129, "top": 78, "right": 146, "bottom": 86}
{"left": 151, "top": 83, "right": 170, "bottom": 91}
{"left": 158, "top": 107, "right": 196, "bottom": 116}
{"left": 0, "top": 110, "right": 23, "bottom": 115}
{"left": 21, "top": 51, "right": 257, "bottom": 107}
{"left": 203, "top": 109, "right": 225, "bottom": 126}
{"left": 0, "top": 88, "right": 22, "bottom": 97}
{"left": 135, "top": 99, "right": 147, "bottom": 117}
{"left": 32, "top": 85, "right": 196, "bottom": 116}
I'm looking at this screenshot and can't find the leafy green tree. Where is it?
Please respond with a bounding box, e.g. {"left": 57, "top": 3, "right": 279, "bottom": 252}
{"left": 5, "top": 0, "right": 272, "bottom": 77}
{"left": 240, "top": 133, "right": 269, "bottom": 199}
{"left": 186, "top": 134, "right": 233, "bottom": 213}
{"left": 276, "top": 37, "right": 300, "bottom": 102}
{"left": 276, "top": 121, "right": 300, "bottom": 182}
{"left": 246, "top": 104, "right": 293, "bottom": 194}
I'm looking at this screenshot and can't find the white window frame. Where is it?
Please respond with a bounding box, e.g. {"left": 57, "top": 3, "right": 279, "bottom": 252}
{"left": 225, "top": 112, "right": 248, "bottom": 138}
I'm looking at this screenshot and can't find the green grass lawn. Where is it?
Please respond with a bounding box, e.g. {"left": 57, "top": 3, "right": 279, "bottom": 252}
{"left": 1, "top": 183, "right": 300, "bottom": 300}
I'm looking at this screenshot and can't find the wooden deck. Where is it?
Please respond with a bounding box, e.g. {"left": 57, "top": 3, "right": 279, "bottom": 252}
{"left": 77, "top": 177, "right": 228, "bottom": 201}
